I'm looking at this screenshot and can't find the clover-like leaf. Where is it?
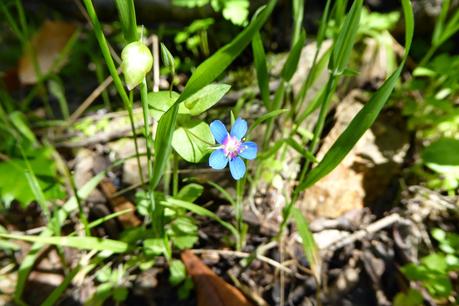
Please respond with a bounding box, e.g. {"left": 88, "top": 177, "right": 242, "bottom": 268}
{"left": 172, "top": 120, "right": 214, "bottom": 163}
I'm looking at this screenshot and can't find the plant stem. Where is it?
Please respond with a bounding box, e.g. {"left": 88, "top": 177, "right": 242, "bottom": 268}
{"left": 140, "top": 79, "right": 161, "bottom": 236}
{"left": 235, "top": 178, "right": 245, "bottom": 251}
{"left": 82, "top": 0, "right": 145, "bottom": 186}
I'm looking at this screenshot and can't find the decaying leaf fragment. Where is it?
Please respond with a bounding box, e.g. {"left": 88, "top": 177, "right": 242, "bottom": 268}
{"left": 181, "top": 250, "right": 254, "bottom": 306}
{"left": 19, "top": 20, "right": 77, "bottom": 84}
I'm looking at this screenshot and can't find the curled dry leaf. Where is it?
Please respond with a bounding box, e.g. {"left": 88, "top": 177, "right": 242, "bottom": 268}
{"left": 19, "top": 20, "right": 77, "bottom": 84}
{"left": 181, "top": 250, "right": 254, "bottom": 306}
{"left": 99, "top": 178, "right": 142, "bottom": 228}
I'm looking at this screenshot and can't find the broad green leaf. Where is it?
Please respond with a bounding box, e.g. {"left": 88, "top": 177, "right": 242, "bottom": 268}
{"left": 329, "top": 0, "right": 363, "bottom": 73}
{"left": 292, "top": 207, "right": 321, "bottom": 282}
{"left": 393, "top": 289, "right": 423, "bottom": 306}
{"left": 281, "top": 30, "right": 306, "bottom": 82}
{"left": 422, "top": 253, "right": 448, "bottom": 273}
{"left": 148, "top": 84, "right": 230, "bottom": 120}
{"left": 169, "top": 259, "right": 187, "bottom": 286}
{"left": 148, "top": 91, "right": 180, "bottom": 121}
{"left": 152, "top": 0, "right": 276, "bottom": 188}
{"left": 297, "top": 0, "right": 414, "bottom": 192}
{"left": 172, "top": 120, "right": 214, "bottom": 163}
{"left": 0, "top": 147, "right": 64, "bottom": 207}
{"left": 252, "top": 31, "right": 270, "bottom": 108}
{"left": 181, "top": 83, "right": 231, "bottom": 115}
{"left": 144, "top": 238, "right": 166, "bottom": 256}
{"left": 0, "top": 233, "right": 128, "bottom": 253}
{"left": 168, "top": 216, "right": 198, "bottom": 250}
{"left": 176, "top": 183, "right": 204, "bottom": 202}
{"left": 422, "top": 138, "right": 459, "bottom": 165}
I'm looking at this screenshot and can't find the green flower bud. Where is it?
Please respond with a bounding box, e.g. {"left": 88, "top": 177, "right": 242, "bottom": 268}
{"left": 160, "top": 43, "right": 175, "bottom": 75}
{"left": 121, "top": 41, "right": 153, "bottom": 90}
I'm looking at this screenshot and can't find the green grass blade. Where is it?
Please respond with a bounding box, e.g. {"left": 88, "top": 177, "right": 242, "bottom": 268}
{"left": 161, "top": 198, "right": 240, "bottom": 242}
{"left": 297, "top": 0, "right": 413, "bottom": 192}
{"left": 252, "top": 31, "right": 270, "bottom": 108}
{"left": 247, "top": 109, "right": 288, "bottom": 135}
{"left": 152, "top": 0, "right": 277, "bottom": 188}
{"left": 14, "top": 171, "right": 105, "bottom": 302}
{"left": 286, "top": 138, "right": 317, "bottom": 163}
{"left": 292, "top": 207, "right": 321, "bottom": 283}
{"left": 115, "top": 0, "right": 139, "bottom": 43}
{"left": 291, "top": 0, "right": 305, "bottom": 45}
{"left": 281, "top": 30, "right": 306, "bottom": 82}
{"left": 329, "top": 0, "right": 363, "bottom": 73}
{"left": 42, "top": 266, "right": 80, "bottom": 306}
{"left": 0, "top": 233, "right": 129, "bottom": 253}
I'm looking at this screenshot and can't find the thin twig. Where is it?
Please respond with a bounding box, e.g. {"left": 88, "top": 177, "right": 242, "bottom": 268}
{"left": 152, "top": 34, "right": 160, "bottom": 92}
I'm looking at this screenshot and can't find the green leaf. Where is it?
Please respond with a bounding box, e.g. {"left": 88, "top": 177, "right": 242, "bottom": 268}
{"left": 168, "top": 216, "right": 199, "bottom": 250}
{"left": 329, "top": 0, "right": 363, "bottom": 73}
{"left": 148, "top": 84, "right": 230, "bottom": 120}
{"left": 152, "top": 0, "right": 276, "bottom": 188}
{"left": 0, "top": 233, "right": 128, "bottom": 253}
{"left": 181, "top": 83, "right": 231, "bottom": 116}
{"left": 176, "top": 183, "right": 204, "bottom": 202}
{"left": 161, "top": 198, "right": 239, "bottom": 242}
{"left": 292, "top": 207, "right": 321, "bottom": 282}
{"left": 297, "top": 0, "right": 414, "bottom": 192}
{"left": 169, "top": 259, "right": 187, "bottom": 286}
{"left": 14, "top": 171, "right": 105, "bottom": 303}
{"left": 393, "top": 289, "right": 423, "bottom": 306}
{"left": 291, "top": 0, "right": 304, "bottom": 45}
{"left": 281, "top": 30, "right": 306, "bottom": 82}
{"left": 160, "top": 42, "right": 175, "bottom": 75}
{"left": 252, "top": 31, "right": 270, "bottom": 108}
{"left": 247, "top": 109, "right": 288, "bottom": 135}
{"left": 422, "top": 138, "right": 459, "bottom": 165}
{"left": 9, "top": 111, "right": 37, "bottom": 144}
{"left": 42, "top": 266, "right": 79, "bottom": 306}
{"left": 0, "top": 147, "right": 64, "bottom": 207}
{"left": 143, "top": 238, "right": 166, "bottom": 256}
{"left": 148, "top": 91, "right": 181, "bottom": 121}
{"left": 114, "top": 0, "right": 138, "bottom": 42}
{"left": 422, "top": 253, "right": 447, "bottom": 274}
{"left": 172, "top": 120, "right": 214, "bottom": 163}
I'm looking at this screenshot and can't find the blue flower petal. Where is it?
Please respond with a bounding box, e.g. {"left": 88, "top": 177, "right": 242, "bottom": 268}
{"left": 230, "top": 117, "right": 247, "bottom": 140}
{"left": 229, "top": 156, "right": 246, "bottom": 180}
{"left": 239, "top": 141, "right": 257, "bottom": 160}
{"left": 210, "top": 120, "right": 228, "bottom": 144}
{"left": 209, "top": 149, "right": 228, "bottom": 169}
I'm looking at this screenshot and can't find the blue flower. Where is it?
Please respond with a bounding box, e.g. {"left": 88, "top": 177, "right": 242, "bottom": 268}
{"left": 209, "top": 117, "right": 257, "bottom": 180}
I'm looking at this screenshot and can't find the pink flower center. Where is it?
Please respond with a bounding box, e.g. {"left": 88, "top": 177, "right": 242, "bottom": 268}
{"left": 222, "top": 135, "right": 242, "bottom": 159}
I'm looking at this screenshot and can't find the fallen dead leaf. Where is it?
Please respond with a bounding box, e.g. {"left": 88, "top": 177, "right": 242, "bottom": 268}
{"left": 99, "top": 178, "right": 142, "bottom": 228}
{"left": 19, "top": 20, "right": 77, "bottom": 84}
{"left": 181, "top": 250, "right": 255, "bottom": 306}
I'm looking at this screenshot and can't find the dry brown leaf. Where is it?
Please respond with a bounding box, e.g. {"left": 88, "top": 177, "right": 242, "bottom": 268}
{"left": 181, "top": 250, "right": 255, "bottom": 306}
{"left": 18, "top": 20, "right": 77, "bottom": 84}
{"left": 99, "top": 178, "right": 142, "bottom": 228}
